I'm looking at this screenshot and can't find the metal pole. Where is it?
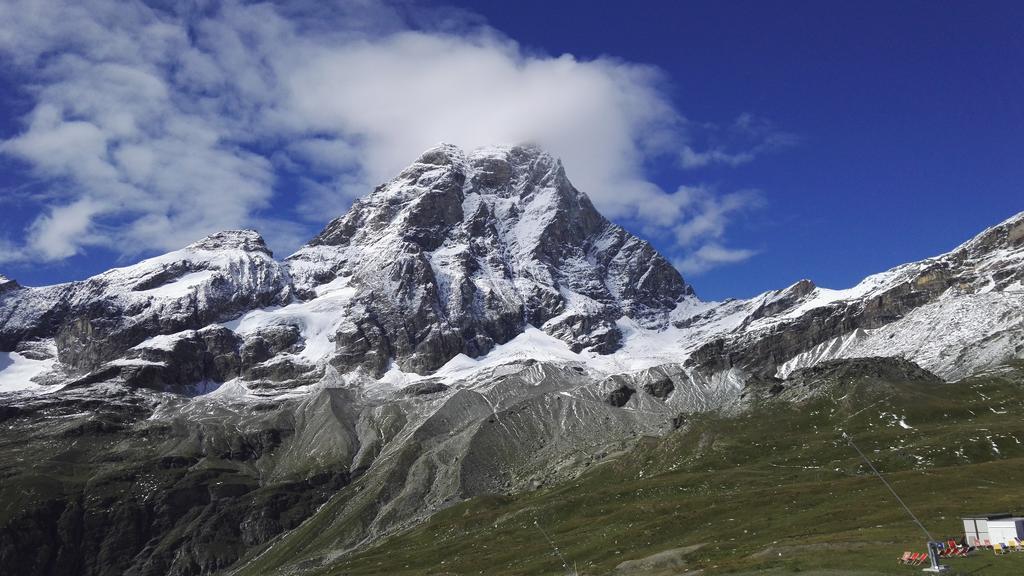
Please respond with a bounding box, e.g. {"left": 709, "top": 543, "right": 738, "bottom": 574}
{"left": 534, "top": 518, "right": 575, "bottom": 576}
{"left": 844, "top": 433, "right": 947, "bottom": 572}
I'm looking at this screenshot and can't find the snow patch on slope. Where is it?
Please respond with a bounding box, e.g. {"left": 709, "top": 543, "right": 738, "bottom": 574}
{"left": 380, "top": 309, "right": 750, "bottom": 387}
{"left": 225, "top": 275, "right": 357, "bottom": 362}
{"left": 134, "top": 330, "right": 196, "bottom": 352}
{"left": 0, "top": 351, "right": 57, "bottom": 393}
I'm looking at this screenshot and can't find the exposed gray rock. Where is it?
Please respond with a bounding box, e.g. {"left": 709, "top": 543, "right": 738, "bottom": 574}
{"left": 240, "top": 325, "right": 303, "bottom": 368}
{"left": 287, "top": 144, "right": 692, "bottom": 375}
{"left": 0, "top": 230, "right": 290, "bottom": 373}
{"left": 612, "top": 543, "right": 705, "bottom": 576}
{"left": 13, "top": 339, "right": 55, "bottom": 361}
{"left": 243, "top": 357, "right": 320, "bottom": 387}
{"left": 685, "top": 212, "right": 1024, "bottom": 379}
{"left": 401, "top": 381, "right": 450, "bottom": 396}
{"left": 119, "top": 326, "right": 244, "bottom": 393}
{"left": 0, "top": 274, "right": 19, "bottom": 294}
{"left": 643, "top": 377, "right": 676, "bottom": 399}
{"left": 605, "top": 385, "right": 635, "bottom": 407}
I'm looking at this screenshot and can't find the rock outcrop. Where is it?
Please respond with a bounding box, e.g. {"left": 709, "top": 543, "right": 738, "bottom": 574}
{"left": 0, "top": 275, "right": 18, "bottom": 294}
{"left": 0, "top": 231, "right": 290, "bottom": 375}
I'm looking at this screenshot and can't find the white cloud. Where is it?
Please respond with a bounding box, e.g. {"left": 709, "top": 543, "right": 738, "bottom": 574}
{"left": 680, "top": 146, "right": 756, "bottom": 169}
{"left": 276, "top": 30, "right": 683, "bottom": 222}
{"left": 655, "top": 187, "right": 762, "bottom": 275}
{"left": 680, "top": 113, "right": 798, "bottom": 169}
{"left": 0, "top": 0, "right": 781, "bottom": 274}
{"left": 26, "top": 198, "right": 103, "bottom": 260}
{"left": 672, "top": 188, "right": 763, "bottom": 246}
{"left": 675, "top": 244, "right": 758, "bottom": 276}
{"left": 0, "top": 0, "right": 280, "bottom": 260}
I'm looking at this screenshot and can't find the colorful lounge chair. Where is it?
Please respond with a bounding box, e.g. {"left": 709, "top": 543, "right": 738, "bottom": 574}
{"left": 947, "top": 539, "right": 968, "bottom": 557}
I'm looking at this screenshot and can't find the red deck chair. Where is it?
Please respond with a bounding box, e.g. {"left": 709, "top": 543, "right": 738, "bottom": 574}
{"left": 947, "top": 539, "right": 968, "bottom": 557}
{"left": 898, "top": 551, "right": 913, "bottom": 564}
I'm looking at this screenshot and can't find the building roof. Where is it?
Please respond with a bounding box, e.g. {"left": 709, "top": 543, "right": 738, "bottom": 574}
{"left": 962, "top": 513, "right": 1013, "bottom": 520}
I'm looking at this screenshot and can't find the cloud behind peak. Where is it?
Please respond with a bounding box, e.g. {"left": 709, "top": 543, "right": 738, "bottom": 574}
{"left": 0, "top": 0, "right": 782, "bottom": 276}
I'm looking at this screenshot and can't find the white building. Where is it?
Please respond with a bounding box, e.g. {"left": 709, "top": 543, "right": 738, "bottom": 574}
{"left": 988, "top": 518, "right": 1024, "bottom": 545}
{"left": 963, "top": 513, "right": 1013, "bottom": 546}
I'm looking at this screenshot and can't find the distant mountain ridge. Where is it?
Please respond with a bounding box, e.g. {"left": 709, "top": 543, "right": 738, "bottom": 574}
{"left": 681, "top": 208, "right": 1024, "bottom": 381}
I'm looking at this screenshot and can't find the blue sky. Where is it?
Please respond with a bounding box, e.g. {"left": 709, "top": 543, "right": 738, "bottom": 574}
{"left": 0, "top": 1, "right": 1022, "bottom": 300}
{"left": 447, "top": 0, "right": 1024, "bottom": 298}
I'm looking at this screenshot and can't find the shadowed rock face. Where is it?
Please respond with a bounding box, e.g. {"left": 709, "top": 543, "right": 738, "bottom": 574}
{"left": 605, "top": 385, "right": 636, "bottom": 407}
{"left": 760, "top": 357, "right": 946, "bottom": 406}
{"left": 288, "top": 144, "right": 693, "bottom": 375}
{"left": 0, "top": 387, "right": 359, "bottom": 576}
{"left": 643, "top": 378, "right": 675, "bottom": 399}
{"left": 786, "top": 356, "right": 944, "bottom": 387}
{"left": 402, "top": 381, "right": 449, "bottom": 396}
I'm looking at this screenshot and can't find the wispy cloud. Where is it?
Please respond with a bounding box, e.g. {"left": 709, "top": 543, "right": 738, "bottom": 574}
{"left": 680, "top": 113, "right": 798, "bottom": 169}
{"left": 662, "top": 187, "right": 762, "bottom": 275}
{"left": 675, "top": 243, "right": 759, "bottom": 276}
{"left": 0, "top": 0, "right": 788, "bottom": 275}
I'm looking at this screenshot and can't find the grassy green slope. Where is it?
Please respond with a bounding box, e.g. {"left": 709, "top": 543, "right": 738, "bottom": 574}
{"left": 287, "top": 362, "right": 1024, "bottom": 576}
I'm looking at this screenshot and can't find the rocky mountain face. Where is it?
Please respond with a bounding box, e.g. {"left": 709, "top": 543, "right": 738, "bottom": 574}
{"left": 0, "top": 231, "right": 290, "bottom": 385}
{"left": 0, "top": 274, "right": 18, "bottom": 294}
{"left": 0, "top": 143, "right": 1021, "bottom": 576}
{"left": 684, "top": 210, "right": 1024, "bottom": 381}
{"left": 287, "top": 144, "right": 692, "bottom": 376}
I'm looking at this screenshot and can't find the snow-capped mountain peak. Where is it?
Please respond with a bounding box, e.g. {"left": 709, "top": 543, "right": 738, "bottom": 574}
{"left": 285, "top": 143, "right": 693, "bottom": 375}
{"left": 181, "top": 229, "right": 276, "bottom": 256}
